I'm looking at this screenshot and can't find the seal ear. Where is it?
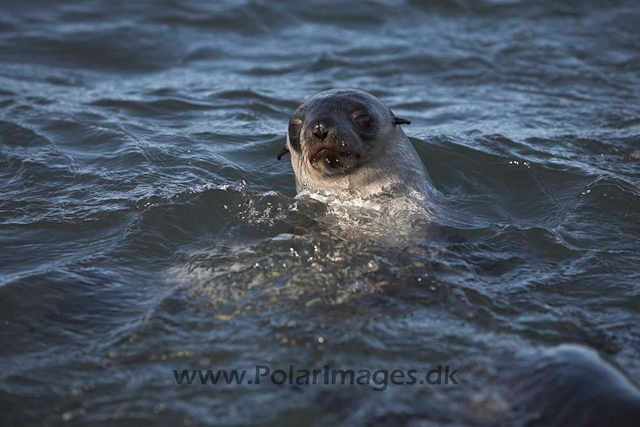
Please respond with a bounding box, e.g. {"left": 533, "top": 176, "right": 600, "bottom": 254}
{"left": 393, "top": 117, "right": 411, "bottom": 126}
{"left": 276, "top": 145, "right": 289, "bottom": 161}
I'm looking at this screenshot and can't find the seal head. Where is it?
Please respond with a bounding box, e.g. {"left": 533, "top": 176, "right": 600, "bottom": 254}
{"left": 278, "top": 89, "right": 429, "bottom": 197}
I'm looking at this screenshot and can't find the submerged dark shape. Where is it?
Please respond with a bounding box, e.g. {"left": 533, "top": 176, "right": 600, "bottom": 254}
{"left": 505, "top": 344, "right": 640, "bottom": 427}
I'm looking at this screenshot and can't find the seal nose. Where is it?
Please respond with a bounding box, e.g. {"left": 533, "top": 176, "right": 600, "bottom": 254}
{"left": 312, "top": 122, "right": 329, "bottom": 140}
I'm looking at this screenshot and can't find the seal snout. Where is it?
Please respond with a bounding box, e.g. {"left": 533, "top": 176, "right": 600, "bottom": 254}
{"left": 306, "top": 117, "right": 334, "bottom": 143}
{"left": 312, "top": 122, "right": 329, "bottom": 140}
{"left": 303, "top": 117, "right": 360, "bottom": 175}
{"left": 308, "top": 144, "right": 360, "bottom": 176}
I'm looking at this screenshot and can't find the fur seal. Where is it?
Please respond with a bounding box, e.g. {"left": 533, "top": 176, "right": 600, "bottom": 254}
{"left": 277, "top": 89, "right": 431, "bottom": 198}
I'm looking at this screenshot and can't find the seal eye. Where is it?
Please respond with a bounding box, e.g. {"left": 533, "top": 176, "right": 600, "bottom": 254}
{"left": 289, "top": 122, "right": 301, "bottom": 139}
{"left": 353, "top": 114, "right": 371, "bottom": 130}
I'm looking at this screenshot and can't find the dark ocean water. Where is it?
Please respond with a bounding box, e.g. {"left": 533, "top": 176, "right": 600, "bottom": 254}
{"left": 1, "top": 0, "right": 640, "bottom": 425}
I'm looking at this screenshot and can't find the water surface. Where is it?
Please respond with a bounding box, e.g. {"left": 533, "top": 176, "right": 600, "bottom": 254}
{"left": 1, "top": 0, "right": 640, "bottom": 425}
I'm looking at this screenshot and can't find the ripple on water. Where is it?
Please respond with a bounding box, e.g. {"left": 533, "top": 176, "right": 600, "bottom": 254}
{"left": 1, "top": 0, "right": 640, "bottom": 425}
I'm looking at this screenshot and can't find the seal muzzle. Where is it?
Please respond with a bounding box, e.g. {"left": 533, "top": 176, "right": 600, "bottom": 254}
{"left": 309, "top": 146, "right": 360, "bottom": 176}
